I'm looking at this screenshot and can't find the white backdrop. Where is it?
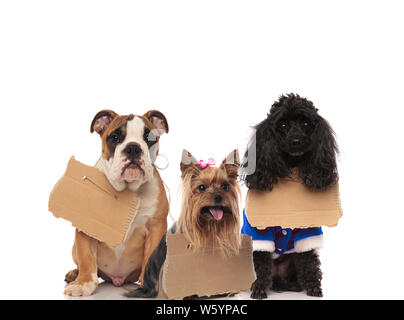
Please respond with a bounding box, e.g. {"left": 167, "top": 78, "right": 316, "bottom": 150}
{"left": 1, "top": 0, "right": 403, "bottom": 299}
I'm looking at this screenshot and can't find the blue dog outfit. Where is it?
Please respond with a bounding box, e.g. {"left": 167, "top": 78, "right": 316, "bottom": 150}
{"left": 241, "top": 209, "right": 324, "bottom": 256}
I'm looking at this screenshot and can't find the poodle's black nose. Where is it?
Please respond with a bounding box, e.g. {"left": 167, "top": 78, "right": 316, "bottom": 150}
{"left": 292, "top": 139, "right": 302, "bottom": 146}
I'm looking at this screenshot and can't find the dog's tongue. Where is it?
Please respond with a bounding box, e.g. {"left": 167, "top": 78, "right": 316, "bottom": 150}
{"left": 209, "top": 207, "right": 223, "bottom": 221}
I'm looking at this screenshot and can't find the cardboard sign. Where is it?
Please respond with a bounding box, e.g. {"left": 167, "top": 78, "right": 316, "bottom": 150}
{"left": 245, "top": 176, "right": 343, "bottom": 229}
{"left": 48, "top": 156, "right": 140, "bottom": 248}
{"left": 161, "top": 234, "right": 256, "bottom": 299}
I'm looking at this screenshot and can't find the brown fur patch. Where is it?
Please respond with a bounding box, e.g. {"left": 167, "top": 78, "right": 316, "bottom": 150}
{"left": 143, "top": 110, "right": 169, "bottom": 133}
{"left": 101, "top": 114, "right": 134, "bottom": 159}
{"left": 69, "top": 230, "right": 98, "bottom": 285}
{"left": 90, "top": 110, "right": 118, "bottom": 135}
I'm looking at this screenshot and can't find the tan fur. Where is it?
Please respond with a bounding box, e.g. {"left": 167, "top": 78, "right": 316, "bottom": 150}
{"left": 138, "top": 169, "right": 168, "bottom": 283}
{"left": 177, "top": 150, "right": 241, "bottom": 257}
{"left": 65, "top": 170, "right": 168, "bottom": 295}
{"left": 64, "top": 110, "right": 169, "bottom": 296}
{"left": 64, "top": 230, "right": 98, "bottom": 296}
{"left": 101, "top": 114, "right": 134, "bottom": 160}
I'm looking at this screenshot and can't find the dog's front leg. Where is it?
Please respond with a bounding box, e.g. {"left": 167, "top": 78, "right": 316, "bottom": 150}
{"left": 64, "top": 229, "right": 99, "bottom": 297}
{"left": 250, "top": 251, "right": 272, "bottom": 299}
{"left": 139, "top": 218, "right": 167, "bottom": 285}
{"left": 294, "top": 250, "right": 323, "bottom": 297}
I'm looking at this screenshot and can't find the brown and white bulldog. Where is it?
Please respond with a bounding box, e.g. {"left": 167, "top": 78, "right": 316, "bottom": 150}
{"left": 64, "top": 109, "right": 169, "bottom": 296}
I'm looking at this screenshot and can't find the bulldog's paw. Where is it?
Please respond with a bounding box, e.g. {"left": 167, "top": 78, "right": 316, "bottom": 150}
{"left": 64, "top": 269, "right": 79, "bottom": 283}
{"left": 64, "top": 274, "right": 98, "bottom": 297}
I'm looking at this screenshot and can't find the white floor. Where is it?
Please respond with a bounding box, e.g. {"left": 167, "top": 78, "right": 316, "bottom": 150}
{"left": 64, "top": 281, "right": 320, "bottom": 300}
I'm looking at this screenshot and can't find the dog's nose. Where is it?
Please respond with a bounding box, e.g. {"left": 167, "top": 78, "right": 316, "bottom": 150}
{"left": 123, "top": 143, "right": 142, "bottom": 159}
{"left": 292, "top": 139, "right": 302, "bottom": 146}
{"left": 213, "top": 194, "right": 222, "bottom": 204}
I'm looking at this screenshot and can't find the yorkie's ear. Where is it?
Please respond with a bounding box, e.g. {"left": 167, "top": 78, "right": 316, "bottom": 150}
{"left": 180, "top": 149, "right": 200, "bottom": 178}
{"left": 220, "top": 149, "right": 240, "bottom": 179}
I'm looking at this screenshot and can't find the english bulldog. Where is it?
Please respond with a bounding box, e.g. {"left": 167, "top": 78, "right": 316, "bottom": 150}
{"left": 64, "top": 109, "right": 169, "bottom": 296}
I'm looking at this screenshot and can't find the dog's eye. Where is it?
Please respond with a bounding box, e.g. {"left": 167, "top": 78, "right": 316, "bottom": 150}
{"left": 303, "top": 121, "right": 310, "bottom": 127}
{"left": 143, "top": 128, "right": 151, "bottom": 143}
{"left": 109, "top": 133, "right": 120, "bottom": 144}
{"left": 144, "top": 127, "right": 157, "bottom": 147}
{"left": 279, "top": 121, "right": 288, "bottom": 131}
{"left": 222, "top": 183, "right": 230, "bottom": 192}
{"left": 198, "top": 185, "right": 207, "bottom": 193}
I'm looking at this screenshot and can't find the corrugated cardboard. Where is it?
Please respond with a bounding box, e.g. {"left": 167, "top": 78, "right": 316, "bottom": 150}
{"left": 48, "top": 156, "right": 140, "bottom": 248}
{"left": 161, "top": 234, "right": 256, "bottom": 299}
{"left": 245, "top": 174, "right": 342, "bottom": 229}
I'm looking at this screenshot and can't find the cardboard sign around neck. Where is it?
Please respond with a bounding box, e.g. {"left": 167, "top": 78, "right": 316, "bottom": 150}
{"left": 161, "top": 234, "right": 256, "bottom": 299}
{"left": 48, "top": 156, "right": 140, "bottom": 248}
{"left": 245, "top": 174, "right": 342, "bottom": 229}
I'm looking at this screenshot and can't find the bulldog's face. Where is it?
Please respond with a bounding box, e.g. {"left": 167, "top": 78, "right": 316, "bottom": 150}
{"left": 91, "top": 109, "right": 169, "bottom": 192}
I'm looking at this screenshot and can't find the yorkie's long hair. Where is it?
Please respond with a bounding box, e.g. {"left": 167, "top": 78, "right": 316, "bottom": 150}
{"left": 178, "top": 149, "right": 241, "bottom": 257}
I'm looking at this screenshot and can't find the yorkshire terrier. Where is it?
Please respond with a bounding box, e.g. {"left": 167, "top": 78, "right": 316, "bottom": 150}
{"left": 125, "top": 149, "right": 241, "bottom": 298}
{"left": 241, "top": 94, "right": 339, "bottom": 299}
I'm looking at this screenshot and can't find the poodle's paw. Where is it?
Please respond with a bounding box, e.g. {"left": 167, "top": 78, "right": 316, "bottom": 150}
{"left": 64, "top": 274, "right": 98, "bottom": 297}
{"left": 306, "top": 286, "right": 323, "bottom": 297}
{"left": 250, "top": 280, "right": 268, "bottom": 300}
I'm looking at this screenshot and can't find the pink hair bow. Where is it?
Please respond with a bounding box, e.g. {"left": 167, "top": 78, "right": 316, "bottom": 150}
{"left": 199, "top": 158, "right": 215, "bottom": 168}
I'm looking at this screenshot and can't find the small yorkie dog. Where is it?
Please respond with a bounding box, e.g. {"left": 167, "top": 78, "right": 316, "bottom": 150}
{"left": 125, "top": 149, "right": 241, "bottom": 298}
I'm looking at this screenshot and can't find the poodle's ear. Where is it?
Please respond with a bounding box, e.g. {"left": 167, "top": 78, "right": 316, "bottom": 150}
{"left": 240, "top": 119, "right": 289, "bottom": 190}
{"left": 180, "top": 149, "right": 200, "bottom": 178}
{"left": 299, "top": 117, "right": 338, "bottom": 190}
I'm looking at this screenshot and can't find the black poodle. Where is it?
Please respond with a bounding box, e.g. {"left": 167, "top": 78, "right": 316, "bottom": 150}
{"left": 241, "top": 93, "right": 339, "bottom": 299}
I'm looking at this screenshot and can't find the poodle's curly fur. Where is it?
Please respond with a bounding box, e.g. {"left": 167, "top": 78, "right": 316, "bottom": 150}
{"left": 241, "top": 93, "right": 339, "bottom": 299}
{"left": 241, "top": 93, "right": 338, "bottom": 191}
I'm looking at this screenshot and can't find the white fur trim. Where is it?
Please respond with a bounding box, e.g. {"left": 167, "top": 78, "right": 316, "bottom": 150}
{"left": 294, "top": 235, "right": 324, "bottom": 253}
{"left": 253, "top": 240, "right": 275, "bottom": 252}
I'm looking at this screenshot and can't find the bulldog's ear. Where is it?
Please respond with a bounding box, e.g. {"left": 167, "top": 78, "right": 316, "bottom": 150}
{"left": 180, "top": 149, "right": 200, "bottom": 178}
{"left": 90, "top": 110, "right": 118, "bottom": 135}
{"left": 220, "top": 149, "right": 240, "bottom": 179}
{"left": 144, "top": 110, "right": 169, "bottom": 134}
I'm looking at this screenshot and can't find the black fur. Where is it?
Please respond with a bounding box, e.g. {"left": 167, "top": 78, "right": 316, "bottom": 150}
{"left": 125, "top": 223, "right": 177, "bottom": 298}
{"left": 292, "top": 250, "right": 323, "bottom": 297}
{"left": 250, "top": 251, "right": 272, "bottom": 299}
{"left": 241, "top": 93, "right": 338, "bottom": 191}
{"left": 241, "top": 94, "right": 337, "bottom": 299}
{"left": 250, "top": 250, "right": 323, "bottom": 299}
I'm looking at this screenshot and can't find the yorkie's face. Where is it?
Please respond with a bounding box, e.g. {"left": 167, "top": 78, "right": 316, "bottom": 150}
{"left": 191, "top": 166, "right": 239, "bottom": 225}
{"left": 178, "top": 150, "right": 241, "bottom": 256}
